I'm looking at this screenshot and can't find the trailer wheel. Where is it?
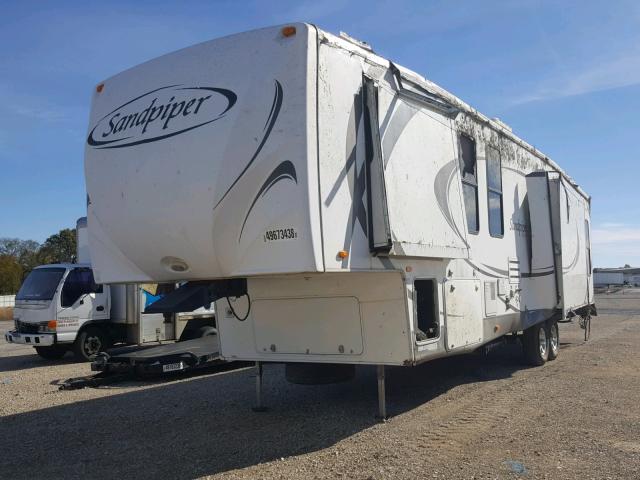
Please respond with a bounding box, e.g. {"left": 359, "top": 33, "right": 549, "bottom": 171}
{"left": 522, "top": 322, "right": 549, "bottom": 366}
{"left": 547, "top": 320, "right": 559, "bottom": 361}
{"left": 34, "top": 346, "right": 67, "bottom": 360}
{"left": 73, "top": 326, "right": 110, "bottom": 362}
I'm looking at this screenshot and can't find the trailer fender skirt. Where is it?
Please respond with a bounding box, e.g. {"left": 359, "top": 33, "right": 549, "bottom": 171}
{"left": 145, "top": 279, "right": 247, "bottom": 314}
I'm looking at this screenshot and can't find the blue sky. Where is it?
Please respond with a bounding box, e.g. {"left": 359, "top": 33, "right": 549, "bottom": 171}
{"left": 1, "top": 0, "right": 638, "bottom": 267}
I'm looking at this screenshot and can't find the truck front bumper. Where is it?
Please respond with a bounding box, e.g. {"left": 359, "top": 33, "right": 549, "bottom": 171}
{"left": 4, "top": 330, "right": 56, "bottom": 346}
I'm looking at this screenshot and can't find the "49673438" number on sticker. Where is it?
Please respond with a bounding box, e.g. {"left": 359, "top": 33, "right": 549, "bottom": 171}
{"left": 264, "top": 228, "right": 298, "bottom": 242}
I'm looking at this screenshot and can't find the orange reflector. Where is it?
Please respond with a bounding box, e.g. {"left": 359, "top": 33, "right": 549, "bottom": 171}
{"left": 282, "top": 26, "right": 296, "bottom": 37}
{"left": 405, "top": 266, "right": 413, "bottom": 273}
{"left": 338, "top": 250, "right": 349, "bottom": 259}
{"left": 96, "top": 83, "right": 104, "bottom": 93}
{"left": 47, "top": 320, "right": 57, "bottom": 330}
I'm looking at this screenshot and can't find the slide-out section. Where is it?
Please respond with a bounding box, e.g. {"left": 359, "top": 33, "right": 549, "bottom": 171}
{"left": 527, "top": 172, "right": 593, "bottom": 316}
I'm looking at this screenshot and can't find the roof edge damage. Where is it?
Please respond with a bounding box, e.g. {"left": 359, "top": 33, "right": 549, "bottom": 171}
{"left": 316, "top": 27, "right": 590, "bottom": 202}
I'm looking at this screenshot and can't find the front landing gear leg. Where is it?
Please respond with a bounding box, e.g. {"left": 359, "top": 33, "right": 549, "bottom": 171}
{"left": 252, "top": 361, "right": 267, "bottom": 412}
{"left": 376, "top": 364, "right": 386, "bottom": 421}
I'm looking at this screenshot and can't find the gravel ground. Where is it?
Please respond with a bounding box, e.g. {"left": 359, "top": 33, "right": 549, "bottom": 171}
{"left": 0, "top": 291, "right": 639, "bottom": 479}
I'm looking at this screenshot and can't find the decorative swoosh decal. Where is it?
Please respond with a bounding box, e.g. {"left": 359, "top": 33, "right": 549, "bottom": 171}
{"left": 480, "top": 263, "right": 509, "bottom": 276}
{"left": 521, "top": 270, "right": 555, "bottom": 278}
{"left": 214, "top": 80, "right": 283, "bottom": 210}
{"left": 464, "top": 259, "right": 503, "bottom": 279}
{"left": 434, "top": 159, "right": 469, "bottom": 247}
{"left": 238, "top": 160, "right": 297, "bottom": 241}
{"left": 466, "top": 259, "right": 554, "bottom": 279}
{"left": 563, "top": 229, "right": 580, "bottom": 273}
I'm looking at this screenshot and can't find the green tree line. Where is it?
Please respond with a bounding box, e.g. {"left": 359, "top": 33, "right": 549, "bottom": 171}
{"left": 0, "top": 229, "right": 76, "bottom": 295}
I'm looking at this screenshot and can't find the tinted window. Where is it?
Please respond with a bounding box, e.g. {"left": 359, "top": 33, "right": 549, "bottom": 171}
{"left": 16, "top": 268, "right": 65, "bottom": 301}
{"left": 459, "top": 134, "right": 479, "bottom": 233}
{"left": 486, "top": 146, "right": 502, "bottom": 191}
{"left": 61, "top": 268, "right": 102, "bottom": 307}
{"left": 462, "top": 183, "right": 479, "bottom": 233}
{"left": 486, "top": 145, "right": 504, "bottom": 237}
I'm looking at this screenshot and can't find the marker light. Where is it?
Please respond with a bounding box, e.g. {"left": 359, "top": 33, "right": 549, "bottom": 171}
{"left": 282, "top": 26, "right": 296, "bottom": 37}
{"left": 47, "top": 320, "right": 57, "bottom": 330}
{"left": 96, "top": 83, "right": 104, "bottom": 93}
{"left": 338, "top": 250, "right": 349, "bottom": 259}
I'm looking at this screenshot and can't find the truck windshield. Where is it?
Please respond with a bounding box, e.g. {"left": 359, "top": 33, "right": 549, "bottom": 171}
{"left": 16, "top": 268, "right": 66, "bottom": 301}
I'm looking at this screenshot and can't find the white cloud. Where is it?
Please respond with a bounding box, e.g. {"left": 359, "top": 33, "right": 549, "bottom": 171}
{"left": 599, "top": 222, "right": 626, "bottom": 229}
{"left": 591, "top": 224, "right": 640, "bottom": 267}
{"left": 13, "top": 106, "right": 66, "bottom": 122}
{"left": 277, "top": 0, "right": 350, "bottom": 21}
{"left": 510, "top": 48, "right": 640, "bottom": 105}
{"left": 592, "top": 225, "right": 640, "bottom": 245}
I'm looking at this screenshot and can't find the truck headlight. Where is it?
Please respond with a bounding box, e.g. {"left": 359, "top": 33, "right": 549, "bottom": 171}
{"left": 38, "top": 320, "right": 57, "bottom": 333}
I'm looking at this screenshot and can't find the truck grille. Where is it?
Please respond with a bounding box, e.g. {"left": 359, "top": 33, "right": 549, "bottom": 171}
{"left": 15, "top": 320, "right": 40, "bottom": 334}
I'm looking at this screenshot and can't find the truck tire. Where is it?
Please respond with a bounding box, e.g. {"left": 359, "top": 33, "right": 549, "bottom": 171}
{"left": 547, "top": 320, "right": 559, "bottom": 361}
{"left": 195, "top": 326, "right": 217, "bottom": 338}
{"left": 35, "top": 345, "right": 67, "bottom": 360}
{"left": 522, "top": 322, "right": 549, "bottom": 366}
{"left": 73, "top": 326, "right": 110, "bottom": 362}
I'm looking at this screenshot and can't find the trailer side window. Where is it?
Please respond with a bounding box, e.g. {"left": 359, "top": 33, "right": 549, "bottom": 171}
{"left": 486, "top": 145, "right": 504, "bottom": 237}
{"left": 61, "top": 268, "right": 102, "bottom": 307}
{"left": 459, "top": 134, "right": 479, "bottom": 233}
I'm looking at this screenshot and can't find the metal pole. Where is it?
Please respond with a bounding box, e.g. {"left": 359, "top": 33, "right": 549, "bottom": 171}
{"left": 376, "top": 364, "right": 386, "bottom": 421}
{"left": 252, "top": 361, "right": 267, "bottom": 412}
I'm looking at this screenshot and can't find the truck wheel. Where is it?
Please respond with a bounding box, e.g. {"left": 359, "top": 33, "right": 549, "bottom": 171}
{"left": 522, "top": 322, "right": 549, "bottom": 366}
{"left": 547, "top": 320, "right": 559, "bottom": 361}
{"left": 34, "top": 346, "right": 67, "bottom": 360}
{"left": 73, "top": 326, "right": 110, "bottom": 361}
{"left": 196, "top": 326, "right": 217, "bottom": 338}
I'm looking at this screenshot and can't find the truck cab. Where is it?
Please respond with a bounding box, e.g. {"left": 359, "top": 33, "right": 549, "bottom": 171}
{"left": 5, "top": 263, "right": 110, "bottom": 359}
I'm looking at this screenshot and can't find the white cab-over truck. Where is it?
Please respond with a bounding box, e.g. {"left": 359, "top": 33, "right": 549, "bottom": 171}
{"left": 5, "top": 218, "right": 215, "bottom": 361}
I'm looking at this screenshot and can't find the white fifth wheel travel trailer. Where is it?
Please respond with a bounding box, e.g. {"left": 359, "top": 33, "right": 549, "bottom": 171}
{"left": 84, "top": 23, "right": 595, "bottom": 416}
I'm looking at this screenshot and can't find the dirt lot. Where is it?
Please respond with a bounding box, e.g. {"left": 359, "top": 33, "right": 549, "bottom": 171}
{"left": 0, "top": 291, "right": 639, "bottom": 479}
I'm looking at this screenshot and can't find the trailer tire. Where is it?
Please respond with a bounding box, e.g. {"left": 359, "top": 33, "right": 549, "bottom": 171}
{"left": 73, "top": 326, "right": 110, "bottom": 362}
{"left": 522, "top": 322, "right": 549, "bottom": 366}
{"left": 547, "top": 320, "right": 559, "bottom": 361}
{"left": 35, "top": 345, "right": 67, "bottom": 360}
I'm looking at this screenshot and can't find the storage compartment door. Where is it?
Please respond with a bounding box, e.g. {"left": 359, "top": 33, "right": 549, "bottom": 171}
{"left": 253, "top": 296, "right": 363, "bottom": 355}
{"left": 444, "top": 279, "right": 482, "bottom": 351}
